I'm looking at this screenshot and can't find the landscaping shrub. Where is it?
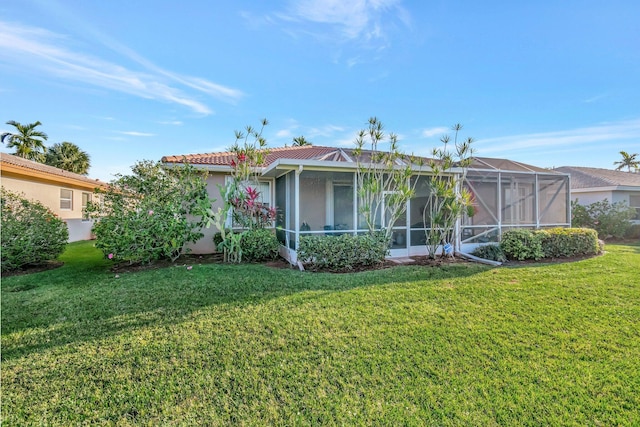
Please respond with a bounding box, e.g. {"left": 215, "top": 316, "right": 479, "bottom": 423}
{"left": 1, "top": 188, "right": 68, "bottom": 272}
{"left": 571, "top": 199, "right": 635, "bottom": 240}
{"left": 470, "top": 244, "right": 506, "bottom": 262}
{"left": 537, "top": 228, "right": 601, "bottom": 258}
{"left": 240, "top": 228, "right": 280, "bottom": 262}
{"left": 213, "top": 229, "right": 231, "bottom": 248}
{"left": 624, "top": 224, "right": 640, "bottom": 240}
{"left": 298, "top": 232, "right": 388, "bottom": 271}
{"left": 86, "top": 161, "right": 214, "bottom": 264}
{"left": 500, "top": 229, "right": 544, "bottom": 261}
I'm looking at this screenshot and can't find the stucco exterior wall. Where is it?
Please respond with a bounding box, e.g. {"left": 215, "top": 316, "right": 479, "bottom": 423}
{"left": 1, "top": 175, "right": 93, "bottom": 220}
{"left": 572, "top": 190, "right": 614, "bottom": 206}
{"left": 1, "top": 175, "right": 99, "bottom": 241}
{"left": 184, "top": 173, "right": 227, "bottom": 254}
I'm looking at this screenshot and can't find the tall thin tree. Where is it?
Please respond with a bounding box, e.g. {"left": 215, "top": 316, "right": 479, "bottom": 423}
{"left": 613, "top": 151, "right": 639, "bottom": 172}
{"left": 292, "top": 136, "right": 312, "bottom": 146}
{"left": 45, "top": 141, "right": 91, "bottom": 175}
{"left": 1, "top": 120, "right": 48, "bottom": 162}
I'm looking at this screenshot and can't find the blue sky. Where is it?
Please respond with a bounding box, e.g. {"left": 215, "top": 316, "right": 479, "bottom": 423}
{"left": 1, "top": 0, "right": 639, "bottom": 181}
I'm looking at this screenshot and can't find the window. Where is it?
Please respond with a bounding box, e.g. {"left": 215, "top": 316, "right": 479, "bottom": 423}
{"left": 60, "top": 189, "right": 73, "bottom": 210}
{"left": 82, "top": 192, "right": 92, "bottom": 219}
{"left": 224, "top": 178, "right": 273, "bottom": 228}
{"left": 630, "top": 195, "right": 640, "bottom": 220}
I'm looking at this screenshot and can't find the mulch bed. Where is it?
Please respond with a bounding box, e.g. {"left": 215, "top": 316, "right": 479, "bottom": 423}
{"left": 4, "top": 251, "right": 603, "bottom": 278}
{"left": 2, "top": 261, "right": 65, "bottom": 278}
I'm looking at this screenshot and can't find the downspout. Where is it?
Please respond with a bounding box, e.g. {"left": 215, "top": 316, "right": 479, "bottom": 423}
{"left": 455, "top": 251, "right": 502, "bottom": 266}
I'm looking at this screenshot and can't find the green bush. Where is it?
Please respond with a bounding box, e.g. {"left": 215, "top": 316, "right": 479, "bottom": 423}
{"left": 298, "top": 232, "right": 389, "bottom": 271}
{"left": 571, "top": 199, "right": 635, "bottom": 240}
{"left": 500, "top": 228, "right": 602, "bottom": 262}
{"left": 537, "top": 228, "right": 601, "bottom": 258}
{"left": 213, "top": 229, "right": 231, "bottom": 248}
{"left": 624, "top": 224, "right": 640, "bottom": 240}
{"left": 86, "top": 161, "right": 214, "bottom": 264}
{"left": 500, "top": 229, "right": 544, "bottom": 261}
{"left": 470, "top": 244, "right": 506, "bottom": 262}
{"left": 240, "top": 228, "right": 280, "bottom": 262}
{"left": 1, "top": 188, "right": 69, "bottom": 272}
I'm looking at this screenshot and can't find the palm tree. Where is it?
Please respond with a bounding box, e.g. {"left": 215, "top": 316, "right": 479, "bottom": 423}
{"left": 45, "top": 141, "right": 91, "bottom": 175}
{"left": 1, "top": 120, "right": 48, "bottom": 162}
{"left": 613, "top": 151, "right": 640, "bottom": 172}
{"left": 292, "top": 136, "right": 312, "bottom": 146}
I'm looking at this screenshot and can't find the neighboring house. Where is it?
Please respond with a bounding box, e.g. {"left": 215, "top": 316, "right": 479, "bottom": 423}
{"left": 0, "top": 152, "right": 107, "bottom": 242}
{"left": 163, "top": 146, "right": 571, "bottom": 262}
{"left": 554, "top": 166, "right": 640, "bottom": 223}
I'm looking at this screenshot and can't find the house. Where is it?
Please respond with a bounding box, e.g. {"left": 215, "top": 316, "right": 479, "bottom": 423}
{"left": 554, "top": 166, "right": 640, "bottom": 223}
{"left": 0, "top": 152, "right": 107, "bottom": 242}
{"left": 163, "top": 146, "right": 571, "bottom": 262}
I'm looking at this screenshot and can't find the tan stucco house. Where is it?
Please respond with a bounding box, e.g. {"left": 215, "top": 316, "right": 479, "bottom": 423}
{"left": 163, "top": 145, "right": 571, "bottom": 263}
{"left": 554, "top": 166, "right": 640, "bottom": 223}
{"left": 1, "top": 152, "right": 107, "bottom": 242}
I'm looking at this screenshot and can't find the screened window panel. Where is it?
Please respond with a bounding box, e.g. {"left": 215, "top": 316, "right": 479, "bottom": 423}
{"left": 275, "top": 174, "right": 287, "bottom": 245}
{"left": 464, "top": 173, "right": 499, "bottom": 227}
{"left": 409, "top": 176, "right": 431, "bottom": 229}
{"left": 501, "top": 174, "right": 535, "bottom": 225}
{"left": 538, "top": 175, "right": 568, "bottom": 224}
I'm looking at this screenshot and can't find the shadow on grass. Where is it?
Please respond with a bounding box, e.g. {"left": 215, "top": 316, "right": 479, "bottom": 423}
{"left": 1, "top": 242, "right": 489, "bottom": 361}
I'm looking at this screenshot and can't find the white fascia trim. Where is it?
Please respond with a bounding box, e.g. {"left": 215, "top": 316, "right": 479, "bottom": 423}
{"left": 161, "top": 162, "right": 233, "bottom": 173}
{"left": 571, "top": 186, "right": 640, "bottom": 193}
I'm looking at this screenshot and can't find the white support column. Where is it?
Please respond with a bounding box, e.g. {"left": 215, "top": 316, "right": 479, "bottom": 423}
{"left": 497, "top": 172, "right": 502, "bottom": 239}
{"left": 285, "top": 173, "right": 291, "bottom": 250}
{"left": 353, "top": 172, "right": 358, "bottom": 235}
{"left": 535, "top": 173, "right": 540, "bottom": 229}
{"left": 295, "top": 165, "right": 302, "bottom": 250}
{"left": 454, "top": 174, "right": 461, "bottom": 252}
{"left": 566, "top": 175, "right": 572, "bottom": 227}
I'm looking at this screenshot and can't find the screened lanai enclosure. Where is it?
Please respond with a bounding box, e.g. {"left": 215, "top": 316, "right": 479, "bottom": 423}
{"left": 264, "top": 157, "right": 570, "bottom": 263}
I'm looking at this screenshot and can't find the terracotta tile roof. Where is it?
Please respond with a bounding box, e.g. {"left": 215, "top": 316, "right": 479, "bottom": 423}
{"left": 554, "top": 166, "right": 640, "bottom": 189}
{"left": 162, "top": 145, "right": 353, "bottom": 166}
{"left": 162, "top": 145, "right": 561, "bottom": 175}
{"left": 0, "top": 152, "right": 107, "bottom": 187}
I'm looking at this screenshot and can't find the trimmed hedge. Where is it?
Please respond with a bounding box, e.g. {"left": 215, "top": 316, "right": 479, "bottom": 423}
{"left": 298, "top": 233, "right": 389, "bottom": 271}
{"left": 240, "top": 229, "right": 280, "bottom": 262}
{"left": 500, "top": 228, "right": 601, "bottom": 261}
{"left": 538, "top": 227, "right": 600, "bottom": 258}
{"left": 470, "top": 244, "right": 507, "bottom": 262}
{"left": 500, "top": 229, "right": 544, "bottom": 261}
{"left": 1, "top": 188, "right": 69, "bottom": 272}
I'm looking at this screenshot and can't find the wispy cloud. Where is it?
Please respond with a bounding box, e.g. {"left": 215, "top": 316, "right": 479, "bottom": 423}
{"left": 117, "top": 131, "right": 155, "bottom": 137}
{"left": 583, "top": 93, "right": 609, "bottom": 103}
{"left": 268, "top": 0, "right": 411, "bottom": 51}
{"left": 276, "top": 129, "right": 294, "bottom": 138}
{"left": 475, "top": 119, "right": 640, "bottom": 156}
{"left": 272, "top": 120, "right": 346, "bottom": 145}
{"left": 158, "top": 120, "right": 183, "bottom": 126}
{"left": 0, "top": 20, "right": 243, "bottom": 115}
{"left": 421, "top": 126, "right": 449, "bottom": 138}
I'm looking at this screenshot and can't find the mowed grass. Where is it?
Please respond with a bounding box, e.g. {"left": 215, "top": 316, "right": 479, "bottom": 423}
{"left": 2, "top": 242, "right": 639, "bottom": 426}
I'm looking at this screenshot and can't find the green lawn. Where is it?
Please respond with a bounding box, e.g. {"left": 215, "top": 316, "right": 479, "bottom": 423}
{"left": 2, "top": 241, "right": 639, "bottom": 426}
